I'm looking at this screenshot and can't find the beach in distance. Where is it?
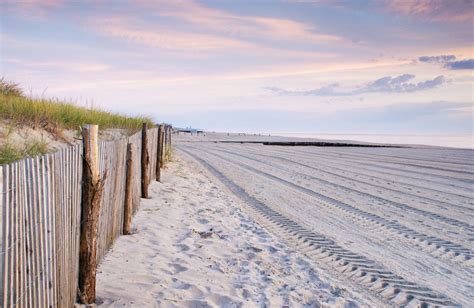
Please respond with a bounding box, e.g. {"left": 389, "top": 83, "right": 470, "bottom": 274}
{"left": 274, "top": 133, "right": 474, "bottom": 149}
{"left": 96, "top": 132, "right": 474, "bottom": 307}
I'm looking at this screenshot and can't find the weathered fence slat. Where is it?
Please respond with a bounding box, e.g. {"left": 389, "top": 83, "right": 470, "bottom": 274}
{"left": 159, "top": 126, "right": 165, "bottom": 168}
{"left": 4, "top": 165, "right": 11, "bottom": 306}
{"left": 23, "top": 159, "right": 32, "bottom": 307}
{"left": 141, "top": 123, "right": 149, "bottom": 198}
{"left": 156, "top": 125, "right": 164, "bottom": 181}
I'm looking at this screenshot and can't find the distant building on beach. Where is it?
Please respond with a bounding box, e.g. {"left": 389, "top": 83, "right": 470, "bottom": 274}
{"left": 175, "top": 127, "right": 205, "bottom": 135}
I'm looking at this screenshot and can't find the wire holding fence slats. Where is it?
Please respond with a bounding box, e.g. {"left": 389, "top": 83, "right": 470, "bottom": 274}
{"left": 0, "top": 127, "right": 164, "bottom": 307}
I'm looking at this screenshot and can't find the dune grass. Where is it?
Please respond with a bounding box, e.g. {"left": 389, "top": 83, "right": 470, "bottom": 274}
{"left": 0, "top": 79, "right": 155, "bottom": 133}
{"left": 0, "top": 79, "right": 156, "bottom": 164}
{"left": 0, "top": 142, "right": 23, "bottom": 165}
{"left": 0, "top": 140, "right": 49, "bottom": 165}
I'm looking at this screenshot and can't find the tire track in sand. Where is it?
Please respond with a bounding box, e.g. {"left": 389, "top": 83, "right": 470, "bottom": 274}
{"left": 179, "top": 147, "right": 459, "bottom": 307}
{"left": 194, "top": 146, "right": 474, "bottom": 267}
{"left": 214, "top": 145, "right": 474, "bottom": 234}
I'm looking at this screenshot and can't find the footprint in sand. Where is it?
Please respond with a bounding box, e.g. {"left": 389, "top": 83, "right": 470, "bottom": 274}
{"left": 241, "top": 288, "right": 251, "bottom": 300}
{"left": 197, "top": 218, "right": 210, "bottom": 224}
{"left": 175, "top": 243, "right": 190, "bottom": 252}
{"left": 266, "top": 246, "right": 278, "bottom": 254}
{"left": 169, "top": 263, "right": 188, "bottom": 274}
{"left": 247, "top": 245, "right": 263, "bottom": 253}
{"left": 208, "top": 293, "right": 242, "bottom": 308}
{"left": 180, "top": 300, "right": 209, "bottom": 308}
{"left": 171, "top": 278, "right": 192, "bottom": 290}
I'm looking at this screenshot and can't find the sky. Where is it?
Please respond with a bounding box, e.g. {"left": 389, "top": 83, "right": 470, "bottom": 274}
{"left": 1, "top": 0, "right": 473, "bottom": 135}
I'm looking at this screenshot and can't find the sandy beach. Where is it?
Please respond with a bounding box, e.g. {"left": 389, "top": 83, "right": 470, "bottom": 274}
{"left": 96, "top": 153, "right": 371, "bottom": 307}
{"left": 95, "top": 133, "right": 473, "bottom": 307}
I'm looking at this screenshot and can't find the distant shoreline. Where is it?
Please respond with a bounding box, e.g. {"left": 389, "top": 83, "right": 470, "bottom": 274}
{"left": 177, "top": 131, "right": 473, "bottom": 150}
{"left": 273, "top": 133, "right": 473, "bottom": 149}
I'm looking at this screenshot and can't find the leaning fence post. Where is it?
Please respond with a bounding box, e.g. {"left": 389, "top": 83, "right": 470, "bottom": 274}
{"left": 141, "top": 123, "right": 149, "bottom": 198}
{"left": 123, "top": 143, "right": 133, "bottom": 234}
{"left": 156, "top": 124, "right": 164, "bottom": 181}
{"left": 78, "top": 124, "right": 104, "bottom": 304}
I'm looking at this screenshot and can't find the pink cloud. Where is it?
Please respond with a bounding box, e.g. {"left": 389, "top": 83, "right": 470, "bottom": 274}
{"left": 87, "top": 2, "right": 346, "bottom": 57}
{"left": 2, "top": 0, "right": 64, "bottom": 19}
{"left": 95, "top": 20, "right": 340, "bottom": 60}
{"left": 2, "top": 0, "right": 63, "bottom": 6}
{"left": 290, "top": 0, "right": 472, "bottom": 23}
{"left": 379, "top": 0, "right": 473, "bottom": 22}
{"left": 138, "top": 0, "right": 344, "bottom": 43}
{"left": 99, "top": 24, "right": 256, "bottom": 51}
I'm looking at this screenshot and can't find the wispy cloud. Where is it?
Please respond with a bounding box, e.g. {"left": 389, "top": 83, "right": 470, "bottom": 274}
{"left": 88, "top": 0, "right": 345, "bottom": 56}
{"left": 364, "top": 74, "right": 445, "bottom": 93}
{"left": 378, "top": 0, "right": 473, "bottom": 22}
{"left": 291, "top": 0, "right": 473, "bottom": 23}
{"left": 418, "top": 55, "right": 456, "bottom": 63}
{"left": 2, "top": 0, "right": 64, "bottom": 19}
{"left": 418, "top": 55, "right": 474, "bottom": 70}
{"left": 264, "top": 84, "right": 340, "bottom": 96}
{"left": 264, "top": 74, "right": 445, "bottom": 96}
{"left": 444, "top": 59, "right": 474, "bottom": 70}
{"left": 141, "top": 0, "right": 344, "bottom": 43}
{"left": 198, "top": 12, "right": 336, "bottom": 43}
{"left": 2, "top": 0, "right": 63, "bottom": 8}
{"left": 99, "top": 23, "right": 255, "bottom": 51}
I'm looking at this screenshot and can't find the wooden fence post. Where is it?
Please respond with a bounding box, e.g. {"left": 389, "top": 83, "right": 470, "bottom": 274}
{"left": 169, "top": 125, "right": 173, "bottom": 161}
{"left": 167, "top": 126, "right": 172, "bottom": 161}
{"left": 162, "top": 126, "right": 166, "bottom": 165}
{"left": 166, "top": 126, "right": 170, "bottom": 162}
{"left": 156, "top": 125, "right": 164, "bottom": 181}
{"left": 141, "top": 123, "right": 149, "bottom": 198}
{"left": 163, "top": 126, "right": 167, "bottom": 163}
{"left": 159, "top": 125, "right": 165, "bottom": 169}
{"left": 123, "top": 143, "right": 133, "bottom": 235}
{"left": 78, "top": 124, "right": 105, "bottom": 304}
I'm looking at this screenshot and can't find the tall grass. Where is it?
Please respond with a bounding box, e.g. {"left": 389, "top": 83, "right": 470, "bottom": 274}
{"left": 0, "top": 140, "right": 49, "bottom": 165}
{"left": 0, "top": 79, "right": 155, "bottom": 133}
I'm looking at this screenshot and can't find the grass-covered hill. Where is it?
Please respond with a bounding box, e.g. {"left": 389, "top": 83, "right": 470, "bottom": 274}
{"left": 0, "top": 79, "right": 155, "bottom": 164}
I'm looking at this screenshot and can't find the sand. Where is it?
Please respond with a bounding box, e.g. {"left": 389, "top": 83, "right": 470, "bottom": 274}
{"left": 174, "top": 133, "right": 473, "bottom": 306}
{"left": 96, "top": 132, "right": 473, "bottom": 307}
{"left": 95, "top": 155, "right": 370, "bottom": 307}
{"left": 0, "top": 119, "right": 131, "bottom": 152}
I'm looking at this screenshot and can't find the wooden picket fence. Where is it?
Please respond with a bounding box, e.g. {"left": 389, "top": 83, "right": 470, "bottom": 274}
{"left": 0, "top": 124, "right": 172, "bottom": 307}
